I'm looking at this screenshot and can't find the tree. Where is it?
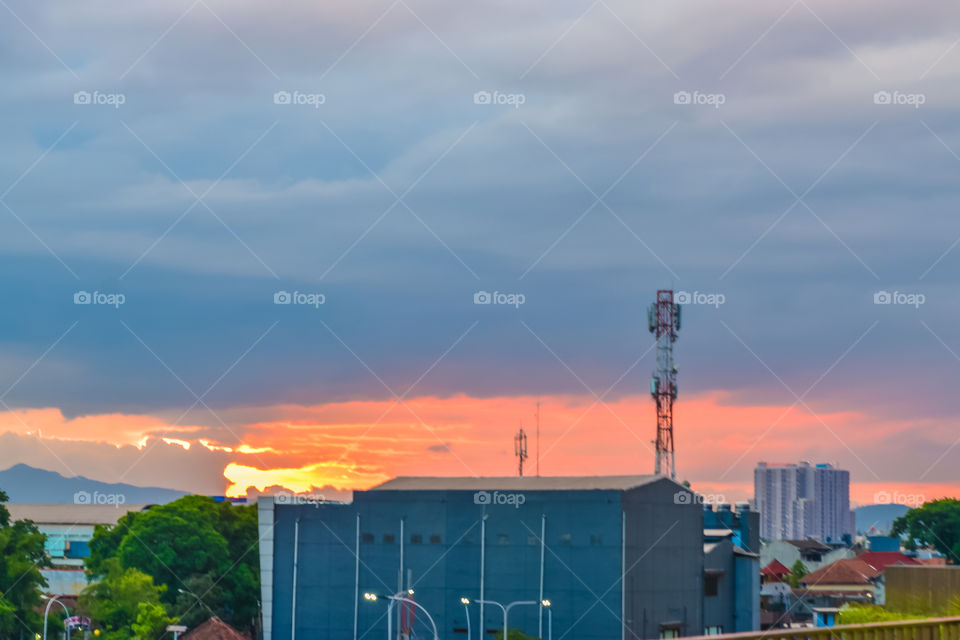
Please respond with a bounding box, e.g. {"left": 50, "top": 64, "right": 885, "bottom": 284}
{"left": 892, "top": 499, "right": 960, "bottom": 562}
{"left": 0, "top": 489, "right": 50, "bottom": 637}
{"left": 86, "top": 496, "right": 260, "bottom": 633}
{"left": 79, "top": 558, "right": 173, "bottom": 640}
{"left": 788, "top": 559, "right": 808, "bottom": 588}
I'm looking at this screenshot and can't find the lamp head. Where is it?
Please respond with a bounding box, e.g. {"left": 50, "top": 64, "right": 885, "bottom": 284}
{"left": 460, "top": 597, "right": 470, "bottom": 605}
{"left": 363, "top": 593, "right": 378, "bottom": 601}
{"left": 541, "top": 599, "right": 552, "bottom": 607}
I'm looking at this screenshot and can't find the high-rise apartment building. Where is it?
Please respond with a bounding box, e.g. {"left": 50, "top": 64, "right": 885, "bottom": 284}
{"left": 754, "top": 462, "right": 852, "bottom": 542}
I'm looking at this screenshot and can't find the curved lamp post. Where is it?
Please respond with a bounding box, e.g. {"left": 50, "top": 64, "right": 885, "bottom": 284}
{"left": 470, "top": 598, "right": 537, "bottom": 640}
{"left": 364, "top": 590, "right": 439, "bottom": 640}
{"left": 42, "top": 595, "right": 70, "bottom": 640}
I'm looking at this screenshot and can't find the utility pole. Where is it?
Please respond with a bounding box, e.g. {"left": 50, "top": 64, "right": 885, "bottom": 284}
{"left": 535, "top": 400, "right": 541, "bottom": 477}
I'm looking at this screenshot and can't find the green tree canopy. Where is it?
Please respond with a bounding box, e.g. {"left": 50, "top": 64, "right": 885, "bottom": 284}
{"left": 0, "top": 488, "right": 50, "bottom": 637}
{"left": 892, "top": 499, "right": 960, "bottom": 562}
{"left": 788, "top": 559, "right": 808, "bottom": 588}
{"left": 79, "top": 558, "right": 173, "bottom": 640}
{"left": 86, "top": 495, "right": 260, "bottom": 633}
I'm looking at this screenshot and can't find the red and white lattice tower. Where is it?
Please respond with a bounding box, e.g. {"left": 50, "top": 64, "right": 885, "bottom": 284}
{"left": 648, "top": 290, "right": 681, "bottom": 479}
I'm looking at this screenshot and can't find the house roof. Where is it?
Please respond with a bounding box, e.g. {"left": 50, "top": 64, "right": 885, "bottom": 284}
{"left": 370, "top": 475, "right": 666, "bottom": 492}
{"left": 762, "top": 559, "right": 792, "bottom": 576}
{"left": 785, "top": 539, "right": 832, "bottom": 552}
{"left": 6, "top": 504, "right": 149, "bottom": 526}
{"left": 181, "top": 617, "right": 248, "bottom": 640}
{"left": 801, "top": 558, "right": 881, "bottom": 586}
{"left": 856, "top": 551, "right": 920, "bottom": 570}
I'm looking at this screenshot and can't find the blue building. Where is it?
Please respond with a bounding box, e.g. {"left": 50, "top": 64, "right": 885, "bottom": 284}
{"left": 259, "top": 475, "right": 712, "bottom": 640}
{"left": 703, "top": 504, "right": 761, "bottom": 634}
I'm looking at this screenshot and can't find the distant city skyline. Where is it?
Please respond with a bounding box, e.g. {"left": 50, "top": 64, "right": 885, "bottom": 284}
{"left": 755, "top": 461, "right": 853, "bottom": 542}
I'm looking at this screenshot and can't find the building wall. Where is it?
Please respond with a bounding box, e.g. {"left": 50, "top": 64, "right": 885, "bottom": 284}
{"left": 266, "top": 479, "right": 705, "bottom": 640}
{"left": 755, "top": 463, "right": 851, "bottom": 542}
{"left": 886, "top": 566, "right": 960, "bottom": 613}
{"left": 623, "top": 482, "right": 704, "bottom": 638}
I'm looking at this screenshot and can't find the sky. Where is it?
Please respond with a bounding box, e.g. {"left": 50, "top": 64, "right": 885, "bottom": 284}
{"left": 1, "top": 0, "right": 959, "bottom": 506}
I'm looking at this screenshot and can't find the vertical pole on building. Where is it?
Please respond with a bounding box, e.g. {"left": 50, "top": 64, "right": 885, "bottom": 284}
{"left": 354, "top": 514, "right": 360, "bottom": 640}
{"left": 538, "top": 513, "right": 546, "bottom": 639}
{"left": 399, "top": 519, "right": 405, "bottom": 640}
{"left": 480, "top": 515, "right": 486, "bottom": 640}
{"left": 621, "top": 512, "right": 626, "bottom": 640}
{"left": 292, "top": 517, "right": 300, "bottom": 640}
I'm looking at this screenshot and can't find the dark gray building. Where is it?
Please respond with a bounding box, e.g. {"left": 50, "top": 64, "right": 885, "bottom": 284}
{"left": 259, "top": 475, "right": 708, "bottom": 640}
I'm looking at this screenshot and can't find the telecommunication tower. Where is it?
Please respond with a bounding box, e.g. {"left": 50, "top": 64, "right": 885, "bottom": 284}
{"left": 514, "top": 426, "right": 528, "bottom": 477}
{"left": 648, "top": 289, "right": 681, "bottom": 479}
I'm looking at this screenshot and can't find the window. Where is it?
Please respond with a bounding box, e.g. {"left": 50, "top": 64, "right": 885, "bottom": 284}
{"left": 383, "top": 533, "right": 395, "bottom": 544}
{"left": 590, "top": 535, "right": 602, "bottom": 546}
{"left": 429, "top": 534, "right": 442, "bottom": 545}
{"left": 410, "top": 534, "right": 423, "bottom": 544}
{"left": 361, "top": 533, "right": 374, "bottom": 544}
{"left": 660, "top": 628, "right": 681, "bottom": 639}
{"left": 497, "top": 533, "right": 509, "bottom": 546}
{"left": 705, "top": 573, "right": 720, "bottom": 597}
{"left": 559, "top": 533, "right": 572, "bottom": 547}
{"left": 705, "top": 627, "right": 724, "bottom": 635}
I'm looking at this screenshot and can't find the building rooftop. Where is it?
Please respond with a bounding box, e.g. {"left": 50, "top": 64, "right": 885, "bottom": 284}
{"left": 761, "top": 559, "right": 792, "bottom": 577}
{"left": 801, "top": 558, "right": 881, "bottom": 586}
{"left": 855, "top": 551, "right": 920, "bottom": 570}
{"left": 370, "top": 475, "right": 665, "bottom": 492}
{"left": 6, "top": 503, "right": 149, "bottom": 526}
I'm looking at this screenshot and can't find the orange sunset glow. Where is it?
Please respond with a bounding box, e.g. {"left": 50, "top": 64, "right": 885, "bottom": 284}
{"left": 1, "top": 391, "right": 948, "bottom": 504}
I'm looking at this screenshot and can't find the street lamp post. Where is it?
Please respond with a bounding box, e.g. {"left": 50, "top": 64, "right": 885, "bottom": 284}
{"left": 42, "top": 595, "right": 70, "bottom": 640}
{"left": 461, "top": 598, "right": 472, "bottom": 640}
{"left": 541, "top": 600, "right": 553, "bottom": 640}
{"left": 473, "top": 599, "right": 537, "bottom": 640}
{"left": 364, "top": 590, "right": 439, "bottom": 640}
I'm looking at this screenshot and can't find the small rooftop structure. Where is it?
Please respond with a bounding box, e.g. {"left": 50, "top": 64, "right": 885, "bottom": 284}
{"left": 181, "top": 617, "right": 248, "bottom": 640}
{"left": 761, "top": 559, "right": 792, "bottom": 578}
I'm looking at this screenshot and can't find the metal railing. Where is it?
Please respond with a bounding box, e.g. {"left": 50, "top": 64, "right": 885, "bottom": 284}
{"left": 683, "top": 617, "right": 960, "bottom": 640}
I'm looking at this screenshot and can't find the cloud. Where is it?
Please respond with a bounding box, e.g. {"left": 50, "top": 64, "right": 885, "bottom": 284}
{"left": 1, "top": 0, "right": 959, "bottom": 493}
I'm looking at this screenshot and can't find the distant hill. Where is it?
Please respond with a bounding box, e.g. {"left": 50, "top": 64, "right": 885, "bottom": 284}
{"left": 0, "top": 463, "right": 187, "bottom": 504}
{"left": 855, "top": 503, "right": 911, "bottom": 535}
